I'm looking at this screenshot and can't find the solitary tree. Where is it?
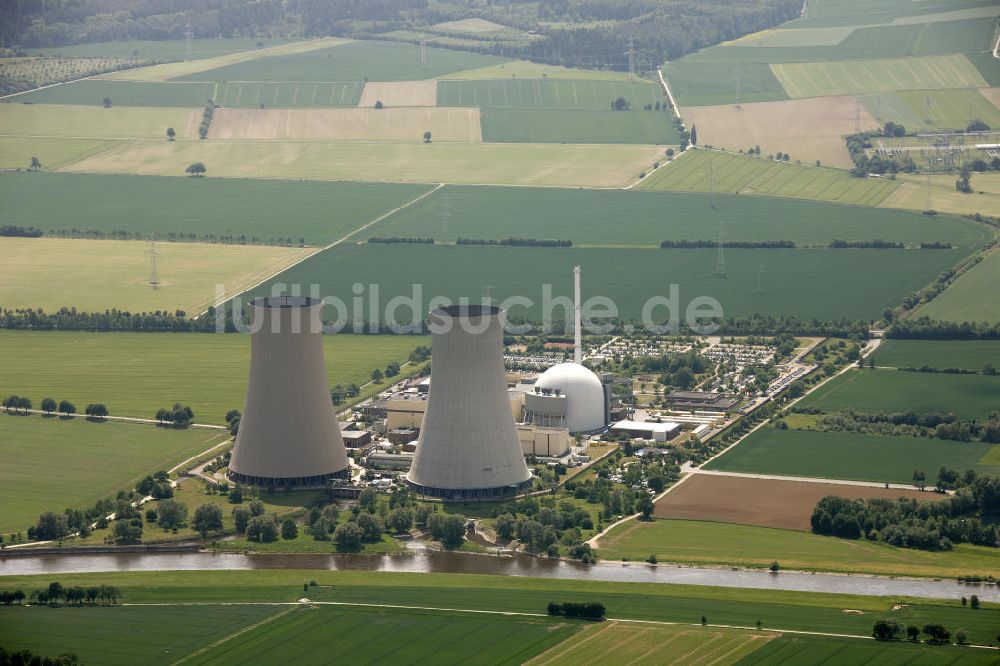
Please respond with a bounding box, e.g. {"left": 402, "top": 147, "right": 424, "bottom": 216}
{"left": 102, "top": 97, "right": 112, "bottom": 108}
{"left": 423, "top": 131, "right": 432, "bottom": 143}
{"left": 157, "top": 499, "right": 188, "bottom": 530}
{"left": 185, "top": 162, "right": 207, "bottom": 177}
{"left": 690, "top": 124, "right": 698, "bottom": 145}
{"left": 374, "top": 100, "right": 384, "bottom": 109}
{"left": 29, "top": 156, "right": 41, "bottom": 171}
{"left": 85, "top": 403, "right": 108, "bottom": 419}
{"left": 193, "top": 503, "right": 223, "bottom": 539}
{"left": 281, "top": 518, "right": 298, "bottom": 540}
{"left": 371, "top": 368, "right": 384, "bottom": 383}
{"left": 58, "top": 400, "right": 76, "bottom": 416}
{"left": 166, "top": 127, "right": 176, "bottom": 141}
{"left": 40, "top": 398, "right": 57, "bottom": 414}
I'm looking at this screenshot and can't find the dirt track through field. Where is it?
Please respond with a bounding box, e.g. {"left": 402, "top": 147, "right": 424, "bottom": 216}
{"left": 209, "top": 107, "right": 480, "bottom": 142}
{"left": 653, "top": 474, "right": 932, "bottom": 530}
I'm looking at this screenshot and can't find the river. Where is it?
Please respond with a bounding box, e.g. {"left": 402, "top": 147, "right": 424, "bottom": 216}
{"left": 2, "top": 549, "right": 997, "bottom": 602}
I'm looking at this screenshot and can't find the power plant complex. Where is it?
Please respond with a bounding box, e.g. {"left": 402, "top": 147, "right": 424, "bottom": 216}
{"left": 228, "top": 269, "right": 619, "bottom": 499}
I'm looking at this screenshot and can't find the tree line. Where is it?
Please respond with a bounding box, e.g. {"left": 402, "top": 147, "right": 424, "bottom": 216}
{"left": 659, "top": 240, "right": 795, "bottom": 249}
{"left": 0, "top": 224, "right": 43, "bottom": 238}
{"left": 0, "top": 581, "right": 121, "bottom": 606}
{"left": 811, "top": 475, "right": 1000, "bottom": 551}
{"left": 456, "top": 237, "right": 573, "bottom": 247}
{"left": 368, "top": 237, "right": 435, "bottom": 245}
{"left": 799, "top": 408, "right": 1000, "bottom": 445}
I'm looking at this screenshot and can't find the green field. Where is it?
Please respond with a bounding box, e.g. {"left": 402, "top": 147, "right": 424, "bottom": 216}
{"left": 966, "top": 52, "right": 1000, "bottom": 86}
{"left": 0, "top": 172, "right": 432, "bottom": 245}
{"left": 739, "top": 633, "right": 996, "bottom": 665}
{"left": 637, "top": 150, "right": 901, "bottom": 206}
{"left": 6, "top": 79, "right": 365, "bottom": 108}
{"left": 917, "top": 249, "right": 1000, "bottom": 323}
{"left": 176, "top": 40, "right": 507, "bottom": 83}
{"left": 0, "top": 136, "right": 122, "bottom": 170}
{"left": 772, "top": 54, "right": 988, "bottom": 98}
{"left": 365, "top": 184, "right": 988, "bottom": 247}
{"left": 247, "top": 242, "right": 968, "bottom": 322}
{"left": 60, "top": 139, "right": 662, "bottom": 188}
{"left": 196, "top": 606, "right": 577, "bottom": 665}
{"left": 440, "top": 60, "right": 634, "bottom": 81}
{"left": 663, "top": 61, "right": 788, "bottom": 107}
{"left": 705, "top": 427, "right": 1000, "bottom": 483}
{"left": 23, "top": 38, "right": 290, "bottom": 61}
{"left": 0, "top": 414, "right": 229, "bottom": 534}
{"left": 480, "top": 107, "right": 677, "bottom": 144}
{"left": 0, "top": 604, "right": 281, "bottom": 665}
{"left": 0, "top": 330, "right": 427, "bottom": 426}
{"left": 859, "top": 88, "right": 1000, "bottom": 132}
{"left": 0, "top": 103, "right": 199, "bottom": 139}
{"left": 800, "top": 368, "right": 1000, "bottom": 420}
{"left": 0, "top": 237, "right": 310, "bottom": 313}
{"left": 875, "top": 340, "right": 1000, "bottom": 370}
{"left": 599, "top": 518, "right": 1000, "bottom": 579}
{"left": 438, "top": 78, "right": 665, "bottom": 110}
{"left": 8, "top": 80, "right": 217, "bottom": 106}
{"left": 2, "top": 569, "right": 998, "bottom": 650}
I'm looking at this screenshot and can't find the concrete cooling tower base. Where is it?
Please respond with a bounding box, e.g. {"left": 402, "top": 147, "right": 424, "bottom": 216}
{"left": 228, "top": 468, "right": 351, "bottom": 488}
{"left": 405, "top": 478, "right": 534, "bottom": 501}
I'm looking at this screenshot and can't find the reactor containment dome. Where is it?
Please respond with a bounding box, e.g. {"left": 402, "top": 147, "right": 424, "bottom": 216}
{"left": 406, "top": 304, "right": 532, "bottom": 500}
{"left": 228, "top": 296, "right": 350, "bottom": 487}
{"left": 529, "top": 362, "right": 606, "bottom": 433}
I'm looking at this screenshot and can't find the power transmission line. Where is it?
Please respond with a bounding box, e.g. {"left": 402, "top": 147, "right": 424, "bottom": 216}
{"left": 145, "top": 236, "right": 163, "bottom": 288}
{"left": 714, "top": 221, "right": 727, "bottom": 278}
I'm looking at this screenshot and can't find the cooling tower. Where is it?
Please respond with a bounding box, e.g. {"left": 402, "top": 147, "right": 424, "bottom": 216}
{"left": 228, "top": 296, "right": 350, "bottom": 486}
{"left": 406, "top": 304, "right": 532, "bottom": 499}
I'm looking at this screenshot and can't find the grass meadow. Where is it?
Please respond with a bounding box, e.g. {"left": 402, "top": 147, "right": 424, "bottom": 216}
{"left": 0, "top": 172, "right": 433, "bottom": 246}
{"left": 880, "top": 179, "right": 1000, "bottom": 219}
{"left": 859, "top": 88, "right": 1000, "bottom": 132}
{"left": 0, "top": 413, "right": 229, "bottom": 533}
{"left": 60, "top": 139, "right": 663, "bottom": 187}
{"left": 438, "top": 78, "right": 664, "bottom": 110}
{"left": 663, "top": 61, "right": 788, "bottom": 107}
{"left": 0, "top": 103, "right": 201, "bottom": 139}
{"left": 365, "top": 184, "right": 987, "bottom": 247}
{"left": 916, "top": 249, "right": 1000, "bottom": 323}
{"left": 740, "top": 633, "right": 997, "bottom": 665}
{"left": 4, "top": 569, "right": 996, "bottom": 646}
{"left": 0, "top": 330, "right": 428, "bottom": 425}
{"left": 597, "top": 518, "right": 1000, "bottom": 579}
{"left": 9, "top": 79, "right": 217, "bottom": 106}
{"left": 0, "top": 237, "right": 311, "bottom": 313}
{"left": 0, "top": 136, "right": 122, "bottom": 170}
{"left": 771, "top": 54, "right": 987, "bottom": 97}
{"left": 23, "top": 38, "right": 291, "bottom": 61}
{"left": 480, "top": 107, "right": 677, "bottom": 144}
{"left": 528, "top": 621, "right": 771, "bottom": 665}
{"left": 705, "top": 427, "right": 1000, "bottom": 483}
{"left": 247, "top": 242, "right": 968, "bottom": 322}
{"left": 637, "top": 150, "right": 901, "bottom": 206}
{"left": 799, "top": 368, "right": 1000, "bottom": 420}
{"left": 176, "top": 40, "right": 507, "bottom": 83}
{"left": 874, "top": 340, "right": 1000, "bottom": 370}
{"left": 439, "top": 59, "right": 634, "bottom": 81}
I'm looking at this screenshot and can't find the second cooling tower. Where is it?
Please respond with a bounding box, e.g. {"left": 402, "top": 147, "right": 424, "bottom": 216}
{"left": 228, "top": 296, "right": 350, "bottom": 487}
{"left": 406, "top": 304, "right": 532, "bottom": 499}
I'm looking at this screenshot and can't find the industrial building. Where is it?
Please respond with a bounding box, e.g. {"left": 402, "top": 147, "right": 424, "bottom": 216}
{"left": 405, "top": 304, "right": 533, "bottom": 499}
{"left": 522, "top": 363, "right": 611, "bottom": 433}
{"left": 228, "top": 296, "right": 350, "bottom": 486}
{"left": 664, "top": 390, "right": 738, "bottom": 412}
{"left": 610, "top": 419, "right": 681, "bottom": 442}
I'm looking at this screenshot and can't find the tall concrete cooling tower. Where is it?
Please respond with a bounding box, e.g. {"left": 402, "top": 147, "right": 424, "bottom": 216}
{"left": 406, "top": 304, "right": 532, "bottom": 499}
{"left": 228, "top": 296, "right": 350, "bottom": 487}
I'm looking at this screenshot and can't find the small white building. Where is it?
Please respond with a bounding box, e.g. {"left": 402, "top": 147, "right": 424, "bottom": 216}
{"left": 610, "top": 420, "right": 680, "bottom": 442}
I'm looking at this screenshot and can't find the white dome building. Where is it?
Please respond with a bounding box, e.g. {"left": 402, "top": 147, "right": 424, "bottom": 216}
{"left": 525, "top": 363, "right": 607, "bottom": 434}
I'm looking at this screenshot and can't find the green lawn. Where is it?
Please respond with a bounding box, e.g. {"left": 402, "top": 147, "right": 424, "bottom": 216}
{"left": 0, "top": 136, "right": 123, "bottom": 170}
{"left": 480, "top": 107, "right": 678, "bottom": 144}
{"left": 637, "top": 150, "right": 900, "bottom": 207}
{"left": 859, "top": 89, "right": 1000, "bottom": 132}
{"left": 1, "top": 570, "right": 998, "bottom": 647}
{"left": 0, "top": 172, "right": 433, "bottom": 246}
{"left": 799, "top": 368, "right": 1000, "bottom": 420}
{"left": 917, "top": 249, "right": 1000, "bottom": 324}
{"left": 0, "top": 413, "right": 229, "bottom": 534}
{"left": 438, "top": 78, "right": 665, "bottom": 110}
{"left": 598, "top": 518, "right": 1000, "bottom": 580}
{"left": 211, "top": 81, "right": 364, "bottom": 107}
{"left": 967, "top": 51, "right": 1000, "bottom": 86}
{"left": 0, "top": 104, "right": 200, "bottom": 139}
{"left": 663, "top": 61, "right": 788, "bottom": 107}
{"left": 705, "top": 427, "right": 1000, "bottom": 483}
{"left": 739, "top": 633, "right": 997, "bottom": 665}
{"left": 0, "top": 330, "right": 428, "bottom": 426}
{"left": 0, "top": 604, "right": 281, "bottom": 665}
{"left": 176, "top": 40, "right": 507, "bottom": 83}
{"left": 365, "top": 183, "right": 987, "bottom": 247}
{"left": 246, "top": 242, "right": 970, "bottom": 322}
{"left": 875, "top": 340, "right": 1000, "bottom": 370}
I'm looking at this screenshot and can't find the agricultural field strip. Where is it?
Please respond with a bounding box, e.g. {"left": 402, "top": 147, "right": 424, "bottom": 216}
{"left": 201, "top": 183, "right": 443, "bottom": 314}
{"left": 110, "top": 600, "right": 914, "bottom": 644}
